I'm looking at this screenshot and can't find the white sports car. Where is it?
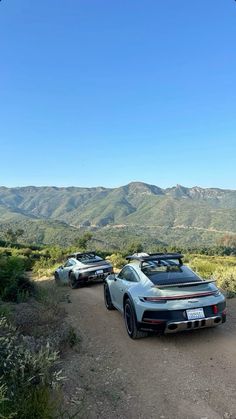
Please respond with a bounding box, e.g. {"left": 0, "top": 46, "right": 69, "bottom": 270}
{"left": 54, "top": 251, "right": 113, "bottom": 288}
{"left": 104, "top": 253, "right": 226, "bottom": 339}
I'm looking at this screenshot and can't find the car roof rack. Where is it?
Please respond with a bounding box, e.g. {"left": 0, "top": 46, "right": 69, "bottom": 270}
{"left": 126, "top": 252, "right": 184, "bottom": 264}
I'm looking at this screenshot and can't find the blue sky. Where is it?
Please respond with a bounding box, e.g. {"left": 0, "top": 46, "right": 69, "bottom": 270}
{"left": 0, "top": 0, "right": 235, "bottom": 189}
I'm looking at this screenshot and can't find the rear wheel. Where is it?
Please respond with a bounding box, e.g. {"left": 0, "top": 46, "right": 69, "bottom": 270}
{"left": 104, "top": 283, "right": 115, "bottom": 310}
{"left": 69, "top": 272, "right": 78, "bottom": 289}
{"left": 124, "top": 298, "right": 147, "bottom": 339}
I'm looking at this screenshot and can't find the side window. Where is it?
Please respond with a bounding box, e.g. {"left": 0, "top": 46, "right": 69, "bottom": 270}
{"left": 70, "top": 260, "right": 76, "bottom": 266}
{"left": 118, "top": 267, "right": 138, "bottom": 282}
{"left": 118, "top": 267, "right": 129, "bottom": 280}
{"left": 64, "top": 259, "right": 73, "bottom": 267}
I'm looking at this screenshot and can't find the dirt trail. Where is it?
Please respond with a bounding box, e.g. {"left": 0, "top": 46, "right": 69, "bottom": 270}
{"left": 62, "top": 283, "right": 236, "bottom": 419}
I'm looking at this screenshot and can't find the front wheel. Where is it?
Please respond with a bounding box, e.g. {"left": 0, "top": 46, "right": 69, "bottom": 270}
{"left": 104, "top": 283, "right": 115, "bottom": 310}
{"left": 54, "top": 272, "right": 60, "bottom": 285}
{"left": 69, "top": 272, "right": 78, "bottom": 289}
{"left": 124, "top": 298, "right": 147, "bottom": 339}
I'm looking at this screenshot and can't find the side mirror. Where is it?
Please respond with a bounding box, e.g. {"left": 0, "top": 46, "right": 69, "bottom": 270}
{"left": 110, "top": 273, "right": 117, "bottom": 281}
{"left": 60, "top": 265, "right": 64, "bottom": 269}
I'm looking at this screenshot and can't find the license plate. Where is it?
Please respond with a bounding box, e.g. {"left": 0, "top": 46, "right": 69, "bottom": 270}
{"left": 186, "top": 308, "right": 205, "bottom": 320}
{"left": 96, "top": 269, "right": 103, "bottom": 275}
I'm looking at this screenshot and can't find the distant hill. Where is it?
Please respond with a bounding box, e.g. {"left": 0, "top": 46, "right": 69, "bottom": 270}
{"left": 0, "top": 182, "right": 236, "bottom": 247}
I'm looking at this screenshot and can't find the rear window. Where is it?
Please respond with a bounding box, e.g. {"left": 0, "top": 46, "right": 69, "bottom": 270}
{"left": 76, "top": 253, "right": 103, "bottom": 264}
{"left": 141, "top": 260, "right": 201, "bottom": 285}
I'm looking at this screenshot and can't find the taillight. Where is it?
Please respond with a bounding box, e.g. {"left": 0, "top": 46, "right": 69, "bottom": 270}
{"left": 139, "top": 297, "right": 167, "bottom": 303}
{"left": 212, "top": 304, "right": 218, "bottom": 315}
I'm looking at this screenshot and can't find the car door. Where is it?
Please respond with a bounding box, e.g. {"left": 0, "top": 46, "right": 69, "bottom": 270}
{"left": 112, "top": 266, "right": 139, "bottom": 312}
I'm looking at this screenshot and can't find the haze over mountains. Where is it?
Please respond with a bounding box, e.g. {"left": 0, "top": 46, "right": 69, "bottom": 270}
{"left": 0, "top": 182, "right": 236, "bottom": 247}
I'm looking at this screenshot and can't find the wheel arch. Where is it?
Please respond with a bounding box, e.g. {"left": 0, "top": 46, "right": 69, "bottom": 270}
{"left": 123, "top": 292, "right": 135, "bottom": 311}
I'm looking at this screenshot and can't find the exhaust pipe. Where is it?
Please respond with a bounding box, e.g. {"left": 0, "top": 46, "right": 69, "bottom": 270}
{"left": 168, "top": 324, "right": 178, "bottom": 331}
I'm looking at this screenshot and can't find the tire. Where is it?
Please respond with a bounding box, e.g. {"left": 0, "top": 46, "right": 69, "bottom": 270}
{"left": 104, "top": 283, "right": 115, "bottom": 310}
{"left": 54, "top": 272, "right": 60, "bottom": 285}
{"left": 68, "top": 272, "right": 78, "bottom": 289}
{"left": 124, "top": 298, "right": 147, "bottom": 339}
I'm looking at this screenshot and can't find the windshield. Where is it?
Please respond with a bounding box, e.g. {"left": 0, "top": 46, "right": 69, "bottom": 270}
{"left": 142, "top": 260, "right": 201, "bottom": 285}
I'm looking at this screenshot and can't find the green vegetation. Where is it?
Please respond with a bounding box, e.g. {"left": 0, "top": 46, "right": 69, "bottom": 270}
{"left": 1, "top": 183, "right": 236, "bottom": 248}
{"left": 0, "top": 234, "right": 235, "bottom": 417}
{"left": 186, "top": 254, "right": 236, "bottom": 297}
{"left": 0, "top": 253, "right": 35, "bottom": 303}
{"left": 0, "top": 248, "right": 81, "bottom": 419}
{"left": 107, "top": 253, "right": 127, "bottom": 269}
{"left": 0, "top": 317, "right": 61, "bottom": 419}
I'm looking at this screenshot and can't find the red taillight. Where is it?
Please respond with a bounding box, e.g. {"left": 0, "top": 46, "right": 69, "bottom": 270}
{"left": 142, "top": 318, "right": 164, "bottom": 324}
{"left": 212, "top": 305, "right": 218, "bottom": 315}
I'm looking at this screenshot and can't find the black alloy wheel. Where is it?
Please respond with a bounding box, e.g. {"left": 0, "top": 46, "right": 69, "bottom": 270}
{"left": 69, "top": 272, "right": 78, "bottom": 289}
{"left": 124, "top": 298, "right": 147, "bottom": 339}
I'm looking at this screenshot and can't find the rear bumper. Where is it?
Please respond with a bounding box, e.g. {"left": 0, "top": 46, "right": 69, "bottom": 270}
{"left": 164, "top": 314, "right": 225, "bottom": 333}
{"left": 78, "top": 271, "right": 112, "bottom": 283}
{"left": 138, "top": 304, "right": 226, "bottom": 334}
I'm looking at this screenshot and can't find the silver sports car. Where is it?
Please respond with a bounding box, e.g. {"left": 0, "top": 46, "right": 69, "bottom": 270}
{"left": 104, "top": 253, "right": 226, "bottom": 339}
{"left": 54, "top": 251, "right": 113, "bottom": 288}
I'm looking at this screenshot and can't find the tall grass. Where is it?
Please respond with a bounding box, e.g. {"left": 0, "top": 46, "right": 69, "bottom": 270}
{"left": 0, "top": 317, "right": 63, "bottom": 419}
{"left": 188, "top": 254, "right": 236, "bottom": 296}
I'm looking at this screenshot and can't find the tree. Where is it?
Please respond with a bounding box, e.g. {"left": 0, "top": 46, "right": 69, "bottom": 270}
{"left": 125, "top": 240, "right": 143, "bottom": 255}
{"left": 74, "top": 232, "right": 93, "bottom": 251}
{"left": 5, "top": 228, "right": 24, "bottom": 245}
{"left": 218, "top": 234, "right": 236, "bottom": 248}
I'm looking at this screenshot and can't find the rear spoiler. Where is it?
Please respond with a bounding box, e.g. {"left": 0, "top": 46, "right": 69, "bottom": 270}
{"left": 153, "top": 279, "right": 216, "bottom": 289}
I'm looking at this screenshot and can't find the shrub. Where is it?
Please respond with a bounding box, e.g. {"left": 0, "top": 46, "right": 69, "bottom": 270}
{"left": 214, "top": 267, "right": 236, "bottom": 297}
{"left": 0, "top": 255, "right": 26, "bottom": 284}
{"left": 66, "top": 326, "right": 80, "bottom": 348}
{"left": 0, "top": 254, "right": 35, "bottom": 303}
{"left": 107, "top": 253, "right": 126, "bottom": 269}
{"left": 1, "top": 275, "right": 35, "bottom": 303}
{"left": 32, "top": 258, "right": 59, "bottom": 278}
{"left": 188, "top": 259, "right": 216, "bottom": 279}
{"left": 0, "top": 317, "right": 63, "bottom": 419}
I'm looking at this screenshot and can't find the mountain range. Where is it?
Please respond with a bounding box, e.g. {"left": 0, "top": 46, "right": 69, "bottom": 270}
{"left": 0, "top": 182, "right": 236, "bottom": 247}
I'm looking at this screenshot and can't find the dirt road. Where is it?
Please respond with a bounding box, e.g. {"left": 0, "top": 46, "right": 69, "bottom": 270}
{"left": 62, "top": 283, "right": 236, "bottom": 419}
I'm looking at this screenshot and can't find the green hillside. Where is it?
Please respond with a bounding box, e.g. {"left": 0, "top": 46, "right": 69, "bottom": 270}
{"left": 0, "top": 182, "right": 236, "bottom": 247}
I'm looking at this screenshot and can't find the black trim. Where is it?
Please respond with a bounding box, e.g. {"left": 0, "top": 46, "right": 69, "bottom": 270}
{"left": 77, "top": 269, "right": 112, "bottom": 282}
{"left": 141, "top": 301, "right": 226, "bottom": 323}
{"left": 67, "top": 251, "right": 97, "bottom": 258}
{"left": 126, "top": 253, "right": 183, "bottom": 262}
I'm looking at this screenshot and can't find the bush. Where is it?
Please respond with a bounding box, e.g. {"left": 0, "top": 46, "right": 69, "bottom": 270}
{"left": 188, "top": 259, "right": 216, "bottom": 279}
{"left": 32, "top": 258, "right": 59, "bottom": 278}
{"left": 0, "top": 255, "right": 26, "bottom": 285}
{"left": 0, "top": 317, "right": 63, "bottom": 419}
{"left": 214, "top": 267, "right": 236, "bottom": 297}
{"left": 0, "top": 254, "right": 35, "bottom": 303}
{"left": 107, "top": 253, "right": 126, "bottom": 269}
{"left": 1, "top": 275, "right": 35, "bottom": 303}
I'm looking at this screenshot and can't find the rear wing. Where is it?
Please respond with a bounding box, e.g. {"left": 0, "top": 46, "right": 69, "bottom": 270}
{"left": 126, "top": 252, "right": 184, "bottom": 265}
{"left": 67, "top": 251, "right": 96, "bottom": 259}
{"left": 153, "top": 279, "right": 216, "bottom": 289}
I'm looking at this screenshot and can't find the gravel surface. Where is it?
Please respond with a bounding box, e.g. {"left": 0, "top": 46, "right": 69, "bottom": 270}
{"left": 61, "top": 283, "right": 236, "bottom": 419}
